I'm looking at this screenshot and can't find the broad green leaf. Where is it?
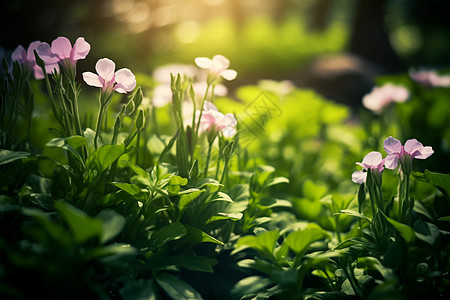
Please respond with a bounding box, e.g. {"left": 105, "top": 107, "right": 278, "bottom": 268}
{"left": 382, "top": 213, "right": 415, "bottom": 243}
{"left": 414, "top": 219, "right": 440, "bottom": 245}
{"left": 439, "top": 216, "right": 450, "bottom": 221}
{"left": 424, "top": 169, "right": 450, "bottom": 199}
{"left": 170, "top": 175, "right": 188, "bottom": 186}
{"left": 46, "top": 137, "right": 84, "bottom": 165}
{"left": 284, "top": 228, "right": 325, "bottom": 256}
{"left": 209, "top": 191, "right": 233, "bottom": 203}
{"left": 163, "top": 254, "right": 217, "bottom": 273}
{"left": 207, "top": 212, "right": 243, "bottom": 224}
{"left": 149, "top": 222, "right": 187, "bottom": 251}
{"left": 184, "top": 225, "right": 224, "bottom": 245}
{"left": 266, "top": 176, "right": 289, "bottom": 187}
{"left": 357, "top": 257, "right": 394, "bottom": 280}
{"left": 94, "top": 144, "right": 125, "bottom": 173}
{"left": 235, "top": 230, "right": 279, "bottom": 258}
{"left": 89, "top": 243, "right": 137, "bottom": 258}
{"left": 120, "top": 278, "right": 156, "bottom": 300}
{"left": 0, "top": 150, "right": 31, "bottom": 165}
{"left": 413, "top": 199, "right": 433, "bottom": 220}
{"left": 231, "top": 276, "right": 273, "bottom": 299}
{"left": 156, "top": 272, "right": 203, "bottom": 300}
{"left": 113, "top": 182, "right": 143, "bottom": 196}
{"left": 22, "top": 208, "right": 71, "bottom": 246}
{"left": 335, "top": 209, "right": 371, "bottom": 224}
{"left": 96, "top": 209, "right": 126, "bottom": 243}
{"left": 55, "top": 201, "right": 103, "bottom": 244}
{"left": 179, "top": 189, "right": 204, "bottom": 211}
{"left": 304, "top": 180, "right": 327, "bottom": 201}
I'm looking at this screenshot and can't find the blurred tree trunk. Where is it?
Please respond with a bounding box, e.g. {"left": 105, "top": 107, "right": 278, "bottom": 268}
{"left": 348, "top": 0, "right": 405, "bottom": 71}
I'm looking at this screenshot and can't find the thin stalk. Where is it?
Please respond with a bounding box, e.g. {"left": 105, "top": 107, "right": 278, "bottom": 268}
{"left": 220, "top": 156, "right": 230, "bottom": 186}
{"left": 215, "top": 153, "right": 221, "bottom": 180}
{"left": 204, "top": 142, "right": 213, "bottom": 177}
{"left": 136, "top": 129, "right": 141, "bottom": 166}
{"left": 94, "top": 104, "right": 105, "bottom": 149}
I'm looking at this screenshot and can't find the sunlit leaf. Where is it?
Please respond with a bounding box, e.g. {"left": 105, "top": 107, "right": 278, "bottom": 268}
{"left": 382, "top": 212, "right": 415, "bottom": 243}
{"left": 0, "top": 150, "right": 31, "bottom": 165}
{"left": 96, "top": 209, "right": 126, "bottom": 243}
{"left": 149, "top": 222, "right": 187, "bottom": 251}
{"left": 55, "top": 201, "right": 103, "bottom": 244}
{"left": 156, "top": 272, "right": 203, "bottom": 300}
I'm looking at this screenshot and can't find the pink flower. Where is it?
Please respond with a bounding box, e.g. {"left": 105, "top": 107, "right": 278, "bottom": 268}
{"left": 409, "top": 69, "right": 450, "bottom": 88}
{"left": 194, "top": 55, "right": 237, "bottom": 82}
{"left": 37, "top": 37, "right": 90, "bottom": 67}
{"left": 383, "top": 136, "right": 434, "bottom": 170}
{"left": 185, "top": 101, "right": 237, "bottom": 138}
{"left": 362, "top": 83, "right": 409, "bottom": 114}
{"left": 82, "top": 58, "right": 136, "bottom": 94}
{"left": 352, "top": 151, "right": 385, "bottom": 184}
{"left": 11, "top": 41, "right": 59, "bottom": 79}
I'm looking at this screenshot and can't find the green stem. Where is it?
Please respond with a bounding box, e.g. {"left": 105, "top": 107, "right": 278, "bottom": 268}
{"left": 94, "top": 104, "right": 105, "bottom": 149}
{"left": 204, "top": 142, "right": 213, "bottom": 177}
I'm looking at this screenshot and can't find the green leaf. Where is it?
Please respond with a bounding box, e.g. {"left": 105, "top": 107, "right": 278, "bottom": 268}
{"left": 304, "top": 180, "right": 327, "bottom": 201}
{"left": 235, "top": 230, "right": 279, "bottom": 258}
{"left": 156, "top": 273, "right": 203, "bottom": 300}
{"left": 424, "top": 169, "right": 450, "bottom": 199}
{"left": 94, "top": 144, "right": 125, "bottom": 173}
{"left": 231, "top": 276, "right": 273, "bottom": 299}
{"left": 335, "top": 209, "right": 371, "bottom": 224}
{"left": 46, "top": 137, "right": 84, "bottom": 165}
{"left": 170, "top": 175, "right": 188, "bottom": 186}
{"left": 184, "top": 225, "right": 224, "bottom": 245}
{"left": 89, "top": 243, "right": 137, "bottom": 258}
{"left": 149, "top": 222, "right": 187, "bottom": 251}
{"left": 96, "top": 209, "right": 126, "bottom": 243}
{"left": 163, "top": 254, "right": 217, "bottom": 273}
{"left": 382, "top": 212, "right": 415, "bottom": 243}
{"left": 113, "top": 182, "right": 143, "bottom": 196}
{"left": 439, "top": 216, "right": 450, "bottom": 221}
{"left": 206, "top": 212, "right": 243, "bottom": 224}
{"left": 284, "top": 228, "right": 325, "bottom": 257}
{"left": 179, "top": 189, "right": 204, "bottom": 211}
{"left": 413, "top": 199, "right": 433, "bottom": 220}
{"left": 120, "top": 279, "right": 157, "bottom": 300}
{"left": 414, "top": 219, "right": 440, "bottom": 245}
{"left": 266, "top": 176, "right": 289, "bottom": 187}
{"left": 0, "top": 150, "right": 31, "bottom": 165}
{"left": 55, "top": 201, "right": 103, "bottom": 244}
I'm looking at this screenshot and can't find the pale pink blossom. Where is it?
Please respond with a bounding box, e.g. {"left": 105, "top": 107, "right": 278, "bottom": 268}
{"left": 194, "top": 55, "right": 237, "bottom": 81}
{"left": 37, "top": 37, "right": 90, "bottom": 67}
{"left": 409, "top": 69, "right": 450, "bottom": 88}
{"left": 11, "top": 41, "right": 59, "bottom": 79}
{"left": 82, "top": 58, "right": 136, "bottom": 94}
{"left": 184, "top": 101, "right": 237, "bottom": 138}
{"left": 362, "top": 83, "right": 409, "bottom": 114}
{"left": 383, "top": 136, "right": 434, "bottom": 170}
{"left": 352, "top": 151, "right": 385, "bottom": 184}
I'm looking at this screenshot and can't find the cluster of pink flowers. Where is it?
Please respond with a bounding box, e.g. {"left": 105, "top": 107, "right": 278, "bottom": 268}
{"left": 362, "top": 83, "right": 410, "bottom": 114}
{"left": 11, "top": 36, "right": 136, "bottom": 95}
{"left": 352, "top": 136, "right": 433, "bottom": 184}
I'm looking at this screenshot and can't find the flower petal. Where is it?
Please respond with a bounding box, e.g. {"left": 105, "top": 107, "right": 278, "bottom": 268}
{"left": 384, "top": 136, "right": 402, "bottom": 155}
{"left": 37, "top": 42, "right": 60, "bottom": 64}
{"left": 222, "top": 126, "right": 237, "bottom": 138}
{"left": 82, "top": 72, "right": 103, "bottom": 88}
{"left": 352, "top": 170, "right": 367, "bottom": 184}
{"left": 404, "top": 138, "right": 423, "bottom": 154}
{"left": 194, "top": 57, "right": 212, "bottom": 69}
{"left": 361, "top": 151, "right": 383, "bottom": 168}
{"left": 11, "top": 45, "right": 26, "bottom": 63}
{"left": 152, "top": 85, "right": 172, "bottom": 107}
{"left": 51, "top": 37, "right": 72, "bottom": 60}
{"left": 384, "top": 154, "right": 398, "bottom": 169}
{"left": 212, "top": 55, "right": 230, "bottom": 70}
{"left": 221, "top": 69, "right": 237, "bottom": 81}
{"left": 414, "top": 146, "right": 434, "bottom": 159}
{"left": 26, "top": 41, "right": 43, "bottom": 62}
{"left": 71, "top": 37, "right": 91, "bottom": 62}
{"left": 95, "top": 58, "right": 116, "bottom": 82}
{"left": 114, "top": 68, "right": 136, "bottom": 93}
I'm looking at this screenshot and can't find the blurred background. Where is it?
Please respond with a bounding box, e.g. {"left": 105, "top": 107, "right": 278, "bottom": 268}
{"left": 2, "top": 0, "right": 450, "bottom": 106}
